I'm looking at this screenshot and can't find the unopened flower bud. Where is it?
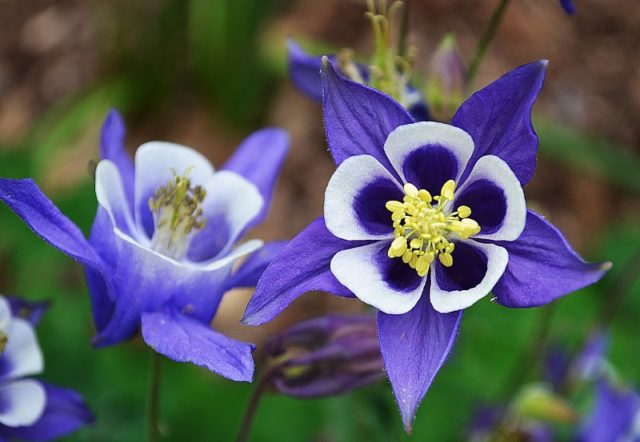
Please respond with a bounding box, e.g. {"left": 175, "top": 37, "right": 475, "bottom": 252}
{"left": 264, "top": 314, "right": 384, "bottom": 398}
{"left": 427, "top": 33, "right": 466, "bottom": 122}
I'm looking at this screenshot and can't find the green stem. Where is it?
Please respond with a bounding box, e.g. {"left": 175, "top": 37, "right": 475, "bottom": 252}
{"left": 596, "top": 246, "right": 640, "bottom": 328}
{"left": 465, "top": 0, "right": 512, "bottom": 87}
{"left": 234, "top": 368, "right": 275, "bottom": 442}
{"left": 147, "top": 351, "right": 162, "bottom": 442}
{"left": 500, "top": 304, "right": 555, "bottom": 398}
{"left": 396, "top": 0, "right": 410, "bottom": 58}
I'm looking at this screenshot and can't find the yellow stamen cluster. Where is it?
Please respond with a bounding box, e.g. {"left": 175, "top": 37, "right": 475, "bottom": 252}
{"left": 149, "top": 169, "right": 206, "bottom": 260}
{"left": 385, "top": 180, "right": 481, "bottom": 277}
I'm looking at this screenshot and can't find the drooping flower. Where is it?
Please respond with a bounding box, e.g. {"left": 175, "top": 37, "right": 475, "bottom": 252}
{"left": 264, "top": 314, "right": 384, "bottom": 398}
{"left": 0, "top": 110, "right": 289, "bottom": 382}
{"left": 560, "top": 0, "right": 576, "bottom": 15}
{"left": 0, "top": 295, "right": 93, "bottom": 441}
{"left": 244, "top": 59, "right": 610, "bottom": 431}
{"left": 288, "top": 1, "right": 431, "bottom": 121}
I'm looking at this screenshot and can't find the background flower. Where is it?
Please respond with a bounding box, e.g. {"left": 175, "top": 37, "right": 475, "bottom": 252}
{"left": 0, "top": 110, "right": 289, "bottom": 381}
{"left": 0, "top": 295, "right": 93, "bottom": 441}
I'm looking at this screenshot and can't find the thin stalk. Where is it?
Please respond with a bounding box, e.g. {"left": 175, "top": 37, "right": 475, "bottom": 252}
{"left": 234, "top": 367, "right": 277, "bottom": 442}
{"left": 500, "top": 304, "right": 555, "bottom": 398}
{"left": 396, "top": 0, "right": 410, "bottom": 58}
{"left": 596, "top": 246, "right": 640, "bottom": 329}
{"left": 465, "top": 0, "right": 512, "bottom": 87}
{"left": 147, "top": 351, "right": 162, "bottom": 442}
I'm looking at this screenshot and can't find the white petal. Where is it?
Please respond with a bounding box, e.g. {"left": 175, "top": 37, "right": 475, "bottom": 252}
{"left": 330, "top": 242, "right": 427, "bottom": 315}
{"left": 430, "top": 241, "right": 508, "bottom": 313}
{"left": 384, "top": 122, "right": 474, "bottom": 184}
{"left": 134, "top": 141, "right": 215, "bottom": 236}
{"left": 0, "top": 379, "right": 46, "bottom": 427}
{"left": 95, "top": 160, "right": 142, "bottom": 241}
{"left": 456, "top": 155, "right": 526, "bottom": 241}
{"left": 187, "top": 171, "right": 264, "bottom": 262}
{"left": 324, "top": 155, "right": 401, "bottom": 241}
{"left": 1, "top": 317, "right": 44, "bottom": 379}
{"left": 0, "top": 297, "right": 11, "bottom": 334}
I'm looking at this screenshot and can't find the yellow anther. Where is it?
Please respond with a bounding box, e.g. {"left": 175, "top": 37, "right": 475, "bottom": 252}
{"left": 388, "top": 236, "right": 408, "bottom": 258}
{"left": 441, "top": 180, "right": 456, "bottom": 200}
{"left": 439, "top": 252, "right": 453, "bottom": 267}
{"left": 403, "top": 183, "right": 419, "bottom": 197}
{"left": 385, "top": 179, "right": 481, "bottom": 277}
{"left": 386, "top": 200, "right": 404, "bottom": 212}
{"left": 418, "top": 189, "right": 432, "bottom": 203}
{"left": 457, "top": 205, "right": 471, "bottom": 218}
{"left": 416, "top": 256, "right": 430, "bottom": 277}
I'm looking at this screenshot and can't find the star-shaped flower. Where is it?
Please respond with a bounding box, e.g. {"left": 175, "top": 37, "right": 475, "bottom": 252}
{"left": 243, "top": 59, "right": 610, "bottom": 431}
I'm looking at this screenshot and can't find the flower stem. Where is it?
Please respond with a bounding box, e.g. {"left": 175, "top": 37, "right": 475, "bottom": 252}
{"left": 499, "top": 304, "right": 555, "bottom": 398}
{"left": 235, "top": 368, "right": 275, "bottom": 442}
{"left": 147, "top": 350, "right": 162, "bottom": 442}
{"left": 596, "top": 245, "right": 640, "bottom": 328}
{"left": 465, "top": 0, "right": 512, "bottom": 87}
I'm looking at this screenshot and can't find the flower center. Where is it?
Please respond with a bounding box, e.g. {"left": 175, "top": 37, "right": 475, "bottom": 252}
{"left": 385, "top": 180, "right": 481, "bottom": 277}
{"left": 148, "top": 169, "right": 206, "bottom": 260}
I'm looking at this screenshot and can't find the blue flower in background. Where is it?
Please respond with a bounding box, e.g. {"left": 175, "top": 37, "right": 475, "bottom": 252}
{"left": 0, "top": 110, "right": 289, "bottom": 382}
{"left": 560, "top": 0, "right": 576, "bottom": 15}
{"left": 579, "top": 380, "right": 640, "bottom": 442}
{"left": 0, "top": 295, "right": 93, "bottom": 441}
{"left": 244, "top": 59, "right": 610, "bottom": 431}
{"left": 288, "top": 40, "right": 432, "bottom": 122}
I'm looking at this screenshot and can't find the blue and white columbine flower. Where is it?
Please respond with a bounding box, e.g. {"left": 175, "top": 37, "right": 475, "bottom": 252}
{"left": 0, "top": 110, "right": 289, "bottom": 382}
{"left": 0, "top": 295, "right": 92, "bottom": 441}
{"left": 243, "top": 59, "right": 610, "bottom": 431}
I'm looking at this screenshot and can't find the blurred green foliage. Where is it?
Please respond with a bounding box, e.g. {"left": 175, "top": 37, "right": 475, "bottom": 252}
{"left": 1, "top": 0, "right": 640, "bottom": 441}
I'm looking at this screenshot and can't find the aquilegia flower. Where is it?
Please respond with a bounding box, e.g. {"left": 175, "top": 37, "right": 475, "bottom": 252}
{"left": 244, "top": 59, "right": 610, "bottom": 431}
{"left": 579, "top": 380, "right": 640, "bottom": 442}
{"left": 0, "top": 295, "right": 93, "bottom": 440}
{"left": 0, "top": 110, "right": 289, "bottom": 382}
{"left": 288, "top": 1, "right": 430, "bottom": 121}
{"left": 264, "top": 314, "right": 384, "bottom": 398}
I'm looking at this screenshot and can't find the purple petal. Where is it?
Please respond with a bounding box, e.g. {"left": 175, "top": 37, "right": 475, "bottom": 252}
{"left": 225, "top": 241, "right": 288, "bottom": 290}
{"left": 5, "top": 296, "right": 49, "bottom": 326}
{"left": 321, "top": 60, "right": 414, "bottom": 172}
{"left": 288, "top": 39, "right": 325, "bottom": 101}
{"left": 100, "top": 109, "right": 134, "bottom": 210}
{"left": 452, "top": 61, "right": 547, "bottom": 185}
{"left": 574, "top": 330, "right": 609, "bottom": 381}
{"left": 141, "top": 307, "right": 254, "bottom": 381}
{"left": 221, "top": 128, "right": 289, "bottom": 226}
{"left": 243, "top": 217, "right": 363, "bottom": 326}
{"left": 0, "top": 179, "right": 113, "bottom": 333}
{"left": 578, "top": 380, "right": 640, "bottom": 442}
{"left": 92, "top": 226, "right": 238, "bottom": 346}
{"left": 0, "top": 383, "right": 94, "bottom": 441}
{"left": 560, "top": 0, "right": 575, "bottom": 15}
{"left": 492, "top": 210, "right": 610, "bottom": 308}
{"left": 378, "top": 295, "right": 462, "bottom": 433}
